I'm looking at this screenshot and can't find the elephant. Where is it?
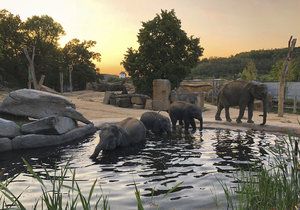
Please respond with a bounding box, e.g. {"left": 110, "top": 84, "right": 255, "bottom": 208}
{"left": 90, "top": 117, "right": 146, "bottom": 159}
{"left": 169, "top": 101, "right": 203, "bottom": 132}
{"left": 215, "top": 80, "right": 268, "bottom": 125}
{"left": 140, "top": 111, "right": 171, "bottom": 135}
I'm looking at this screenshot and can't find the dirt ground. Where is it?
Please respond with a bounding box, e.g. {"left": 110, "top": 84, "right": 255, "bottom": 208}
{"left": 0, "top": 90, "right": 299, "bottom": 135}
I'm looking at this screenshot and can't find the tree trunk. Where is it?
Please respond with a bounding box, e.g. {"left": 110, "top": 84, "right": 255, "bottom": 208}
{"left": 23, "top": 46, "right": 38, "bottom": 90}
{"left": 278, "top": 36, "right": 297, "bottom": 117}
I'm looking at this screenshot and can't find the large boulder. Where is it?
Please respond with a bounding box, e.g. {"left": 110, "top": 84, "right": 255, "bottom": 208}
{"left": 0, "top": 118, "right": 20, "bottom": 138}
{"left": 21, "top": 116, "right": 76, "bottom": 135}
{"left": 12, "top": 124, "right": 96, "bottom": 150}
{"left": 0, "top": 138, "right": 12, "bottom": 152}
{"left": 0, "top": 89, "right": 91, "bottom": 124}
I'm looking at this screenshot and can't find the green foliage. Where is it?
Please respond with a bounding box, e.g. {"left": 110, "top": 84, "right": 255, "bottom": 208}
{"left": 122, "top": 10, "right": 203, "bottom": 95}
{"left": 221, "top": 134, "right": 300, "bottom": 210}
{"left": 241, "top": 60, "right": 257, "bottom": 81}
{"left": 0, "top": 159, "right": 109, "bottom": 210}
{"left": 63, "top": 39, "right": 101, "bottom": 90}
{"left": 191, "top": 47, "right": 300, "bottom": 81}
{"left": 0, "top": 9, "right": 101, "bottom": 90}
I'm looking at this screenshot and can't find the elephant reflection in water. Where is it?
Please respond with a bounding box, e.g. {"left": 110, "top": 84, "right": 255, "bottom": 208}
{"left": 213, "top": 130, "right": 260, "bottom": 171}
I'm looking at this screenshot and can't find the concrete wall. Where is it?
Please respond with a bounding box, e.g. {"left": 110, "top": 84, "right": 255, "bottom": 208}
{"left": 264, "top": 82, "right": 300, "bottom": 101}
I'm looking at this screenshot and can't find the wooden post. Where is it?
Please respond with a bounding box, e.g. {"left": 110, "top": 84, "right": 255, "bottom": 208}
{"left": 59, "top": 72, "right": 64, "bottom": 93}
{"left": 68, "top": 64, "right": 73, "bottom": 92}
{"left": 278, "top": 36, "right": 297, "bottom": 117}
{"left": 293, "top": 96, "right": 297, "bottom": 114}
{"left": 23, "top": 46, "right": 38, "bottom": 90}
{"left": 38, "top": 75, "right": 45, "bottom": 86}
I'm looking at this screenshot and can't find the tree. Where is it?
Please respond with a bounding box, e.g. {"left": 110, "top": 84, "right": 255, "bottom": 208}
{"left": 0, "top": 9, "right": 27, "bottom": 87}
{"left": 241, "top": 60, "right": 257, "bottom": 81}
{"left": 278, "top": 36, "right": 297, "bottom": 117}
{"left": 122, "top": 10, "right": 203, "bottom": 95}
{"left": 63, "top": 39, "right": 101, "bottom": 90}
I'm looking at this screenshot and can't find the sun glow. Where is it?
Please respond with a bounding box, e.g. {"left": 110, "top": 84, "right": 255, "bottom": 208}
{"left": 1, "top": 0, "right": 299, "bottom": 74}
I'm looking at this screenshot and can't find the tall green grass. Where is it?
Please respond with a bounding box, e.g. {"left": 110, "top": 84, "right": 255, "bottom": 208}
{"left": 0, "top": 159, "right": 183, "bottom": 210}
{"left": 221, "top": 134, "right": 300, "bottom": 210}
{"left": 0, "top": 159, "right": 109, "bottom": 210}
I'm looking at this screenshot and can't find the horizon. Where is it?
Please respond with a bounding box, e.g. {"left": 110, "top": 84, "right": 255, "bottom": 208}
{"left": 1, "top": 0, "right": 299, "bottom": 75}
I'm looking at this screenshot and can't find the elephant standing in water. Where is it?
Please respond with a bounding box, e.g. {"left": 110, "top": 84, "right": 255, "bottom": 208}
{"left": 169, "top": 101, "right": 203, "bottom": 132}
{"left": 90, "top": 117, "right": 146, "bottom": 159}
{"left": 215, "top": 80, "right": 268, "bottom": 125}
{"left": 140, "top": 112, "right": 171, "bottom": 135}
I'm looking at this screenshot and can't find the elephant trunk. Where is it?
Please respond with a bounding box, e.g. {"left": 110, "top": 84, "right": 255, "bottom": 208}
{"left": 261, "top": 98, "right": 268, "bottom": 125}
{"left": 90, "top": 144, "right": 103, "bottom": 159}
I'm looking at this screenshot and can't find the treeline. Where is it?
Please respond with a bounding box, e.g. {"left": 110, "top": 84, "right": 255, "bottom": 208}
{"left": 190, "top": 47, "right": 300, "bottom": 81}
{"left": 0, "top": 9, "right": 101, "bottom": 90}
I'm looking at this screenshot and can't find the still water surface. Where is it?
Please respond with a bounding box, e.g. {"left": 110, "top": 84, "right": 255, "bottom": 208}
{"left": 0, "top": 129, "right": 282, "bottom": 209}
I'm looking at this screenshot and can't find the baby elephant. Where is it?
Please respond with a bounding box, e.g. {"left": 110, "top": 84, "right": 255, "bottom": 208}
{"left": 90, "top": 117, "right": 146, "bottom": 159}
{"left": 140, "top": 111, "right": 171, "bottom": 135}
{"left": 169, "top": 101, "right": 203, "bottom": 131}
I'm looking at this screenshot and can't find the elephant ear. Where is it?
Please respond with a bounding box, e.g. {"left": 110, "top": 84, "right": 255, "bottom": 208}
{"left": 152, "top": 118, "right": 162, "bottom": 134}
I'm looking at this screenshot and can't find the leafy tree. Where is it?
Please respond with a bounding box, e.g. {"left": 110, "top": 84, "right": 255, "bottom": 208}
{"left": 0, "top": 9, "right": 26, "bottom": 86}
{"left": 269, "top": 58, "right": 300, "bottom": 82}
{"left": 63, "top": 39, "right": 101, "bottom": 90}
{"left": 23, "top": 15, "right": 66, "bottom": 88}
{"left": 241, "top": 60, "right": 257, "bottom": 81}
{"left": 122, "top": 10, "right": 203, "bottom": 95}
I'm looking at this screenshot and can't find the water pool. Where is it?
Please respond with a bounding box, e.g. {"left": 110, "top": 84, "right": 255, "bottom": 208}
{"left": 0, "top": 128, "right": 284, "bottom": 209}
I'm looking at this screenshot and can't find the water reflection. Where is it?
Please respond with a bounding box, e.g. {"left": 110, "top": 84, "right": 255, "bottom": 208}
{"left": 0, "top": 128, "right": 285, "bottom": 209}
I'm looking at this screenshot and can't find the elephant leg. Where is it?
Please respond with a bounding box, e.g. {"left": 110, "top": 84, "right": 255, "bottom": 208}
{"left": 247, "top": 102, "right": 254, "bottom": 123}
{"left": 184, "top": 118, "right": 191, "bottom": 131}
{"left": 90, "top": 144, "right": 102, "bottom": 159}
{"left": 190, "top": 118, "right": 196, "bottom": 131}
{"left": 179, "top": 120, "right": 183, "bottom": 126}
{"left": 215, "top": 105, "right": 223, "bottom": 121}
{"left": 199, "top": 116, "right": 203, "bottom": 131}
{"left": 170, "top": 115, "right": 177, "bottom": 130}
{"left": 225, "top": 107, "right": 232, "bottom": 122}
{"left": 236, "top": 104, "right": 246, "bottom": 123}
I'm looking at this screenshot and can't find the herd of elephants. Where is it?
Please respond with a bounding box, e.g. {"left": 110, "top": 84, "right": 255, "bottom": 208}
{"left": 91, "top": 80, "right": 269, "bottom": 159}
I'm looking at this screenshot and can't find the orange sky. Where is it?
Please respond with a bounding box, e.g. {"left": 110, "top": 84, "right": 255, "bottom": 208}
{"left": 1, "top": 0, "right": 299, "bottom": 75}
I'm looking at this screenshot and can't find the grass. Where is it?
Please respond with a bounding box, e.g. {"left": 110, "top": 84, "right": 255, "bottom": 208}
{"left": 0, "top": 159, "right": 183, "bottom": 210}
{"left": 221, "top": 133, "right": 300, "bottom": 210}
{"left": 0, "top": 159, "right": 109, "bottom": 210}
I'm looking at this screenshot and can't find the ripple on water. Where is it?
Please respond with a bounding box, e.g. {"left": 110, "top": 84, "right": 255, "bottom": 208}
{"left": 0, "top": 128, "right": 289, "bottom": 209}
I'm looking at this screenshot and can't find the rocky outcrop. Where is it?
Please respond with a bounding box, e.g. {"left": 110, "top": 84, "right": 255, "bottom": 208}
{"left": 21, "top": 116, "right": 76, "bottom": 135}
{"left": 0, "top": 89, "right": 91, "bottom": 124}
{"left": 12, "top": 124, "right": 96, "bottom": 150}
{"left": 0, "top": 89, "right": 97, "bottom": 153}
{"left": 0, "top": 138, "right": 12, "bottom": 152}
{"left": 0, "top": 118, "right": 20, "bottom": 138}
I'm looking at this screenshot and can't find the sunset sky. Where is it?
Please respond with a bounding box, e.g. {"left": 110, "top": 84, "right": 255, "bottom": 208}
{"left": 1, "top": 0, "right": 299, "bottom": 75}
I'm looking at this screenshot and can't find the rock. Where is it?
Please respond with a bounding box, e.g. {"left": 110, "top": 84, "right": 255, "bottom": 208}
{"left": 132, "top": 104, "right": 144, "bottom": 109}
{"left": 12, "top": 124, "right": 96, "bottom": 150}
{"left": 144, "top": 99, "right": 153, "bottom": 110}
{"left": 0, "top": 138, "right": 12, "bottom": 152}
{"left": 21, "top": 116, "right": 76, "bottom": 135}
{"left": 131, "top": 96, "right": 145, "bottom": 105}
{"left": 116, "top": 97, "right": 132, "bottom": 108}
{"left": 0, "top": 89, "right": 91, "bottom": 124}
{"left": 109, "top": 97, "right": 116, "bottom": 105}
{"left": 0, "top": 118, "right": 20, "bottom": 138}
{"left": 152, "top": 79, "right": 171, "bottom": 111}
{"left": 103, "top": 91, "right": 114, "bottom": 104}
{"left": 196, "top": 92, "right": 205, "bottom": 109}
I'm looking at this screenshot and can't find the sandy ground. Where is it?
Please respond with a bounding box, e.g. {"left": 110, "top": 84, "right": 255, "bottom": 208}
{"left": 1, "top": 90, "right": 299, "bottom": 135}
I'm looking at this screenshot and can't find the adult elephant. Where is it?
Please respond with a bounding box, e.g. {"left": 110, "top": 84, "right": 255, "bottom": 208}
{"left": 169, "top": 101, "right": 203, "bottom": 132}
{"left": 90, "top": 117, "right": 146, "bottom": 159}
{"left": 140, "top": 111, "right": 171, "bottom": 135}
{"left": 215, "top": 80, "right": 268, "bottom": 125}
